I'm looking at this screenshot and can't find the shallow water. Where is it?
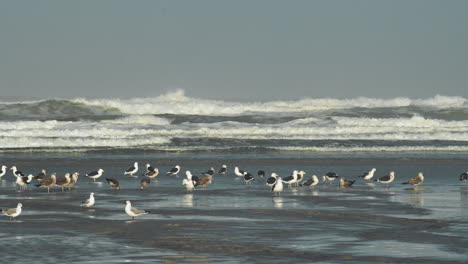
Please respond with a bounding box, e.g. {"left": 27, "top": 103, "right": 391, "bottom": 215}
{"left": 1, "top": 153, "right": 468, "bottom": 263}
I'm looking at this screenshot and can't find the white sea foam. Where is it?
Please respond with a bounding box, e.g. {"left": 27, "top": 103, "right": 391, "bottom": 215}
{"left": 70, "top": 91, "right": 468, "bottom": 116}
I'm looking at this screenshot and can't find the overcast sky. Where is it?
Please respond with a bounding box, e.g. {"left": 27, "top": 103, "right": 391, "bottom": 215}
{"left": 1, "top": 0, "right": 467, "bottom": 101}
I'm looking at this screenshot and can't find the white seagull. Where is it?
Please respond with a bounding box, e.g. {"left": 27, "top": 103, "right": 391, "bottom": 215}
{"left": 2, "top": 203, "right": 22, "bottom": 221}
{"left": 124, "top": 162, "right": 139, "bottom": 176}
{"left": 125, "top": 200, "right": 150, "bottom": 220}
{"left": 81, "top": 192, "right": 95, "bottom": 208}
{"left": 234, "top": 167, "right": 245, "bottom": 177}
{"left": 182, "top": 171, "right": 196, "bottom": 191}
{"left": 271, "top": 177, "right": 284, "bottom": 196}
{"left": 0, "top": 165, "right": 7, "bottom": 180}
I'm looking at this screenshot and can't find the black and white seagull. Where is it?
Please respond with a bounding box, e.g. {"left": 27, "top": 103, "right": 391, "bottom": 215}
{"left": 202, "top": 167, "right": 215, "bottom": 176}
{"left": 266, "top": 173, "right": 279, "bottom": 187}
{"left": 360, "top": 168, "right": 377, "bottom": 180}
{"left": 301, "top": 175, "right": 319, "bottom": 187}
{"left": 145, "top": 163, "right": 154, "bottom": 173}
{"left": 322, "top": 172, "right": 339, "bottom": 183}
{"left": 167, "top": 165, "right": 181, "bottom": 176}
{"left": 375, "top": 171, "right": 395, "bottom": 187}
{"left": 234, "top": 167, "right": 245, "bottom": 177}
{"left": 16, "top": 174, "right": 33, "bottom": 190}
{"left": 218, "top": 165, "right": 227, "bottom": 175}
{"left": 10, "top": 166, "right": 25, "bottom": 178}
{"left": 86, "top": 168, "right": 104, "bottom": 182}
{"left": 243, "top": 172, "right": 255, "bottom": 185}
{"left": 124, "top": 162, "right": 139, "bottom": 176}
{"left": 282, "top": 170, "right": 298, "bottom": 188}
{"left": 459, "top": 172, "right": 468, "bottom": 182}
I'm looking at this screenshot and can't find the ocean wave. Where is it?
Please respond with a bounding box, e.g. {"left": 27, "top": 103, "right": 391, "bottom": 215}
{"left": 1, "top": 91, "right": 467, "bottom": 120}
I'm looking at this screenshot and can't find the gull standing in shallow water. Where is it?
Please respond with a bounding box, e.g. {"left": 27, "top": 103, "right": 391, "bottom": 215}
{"left": 360, "top": 168, "right": 377, "bottom": 181}
{"left": 339, "top": 178, "right": 355, "bottom": 188}
{"left": 271, "top": 177, "right": 284, "bottom": 196}
{"left": 266, "top": 173, "right": 279, "bottom": 188}
{"left": 218, "top": 165, "right": 227, "bottom": 175}
{"left": 167, "top": 165, "right": 181, "bottom": 177}
{"left": 125, "top": 201, "right": 149, "bottom": 220}
{"left": 124, "top": 162, "right": 139, "bottom": 176}
{"left": 86, "top": 169, "right": 104, "bottom": 182}
{"left": 80, "top": 192, "right": 95, "bottom": 208}
{"left": 106, "top": 178, "right": 120, "bottom": 190}
{"left": 375, "top": 171, "right": 396, "bottom": 187}
{"left": 301, "top": 175, "right": 319, "bottom": 187}
{"left": 459, "top": 172, "right": 468, "bottom": 182}
{"left": 0, "top": 165, "right": 7, "bottom": 180}
{"left": 35, "top": 173, "right": 57, "bottom": 193}
{"left": 182, "top": 171, "right": 196, "bottom": 191}
{"left": 402, "top": 172, "right": 424, "bottom": 186}
{"left": 2, "top": 203, "right": 22, "bottom": 221}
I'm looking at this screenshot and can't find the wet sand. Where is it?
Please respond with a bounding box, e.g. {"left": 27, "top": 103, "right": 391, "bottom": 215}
{"left": 1, "top": 154, "right": 468, "bottom": 263}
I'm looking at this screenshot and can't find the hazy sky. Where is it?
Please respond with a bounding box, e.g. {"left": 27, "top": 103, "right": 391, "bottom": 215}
{"left": 1, "top": 0, "right": 467, "bottom": 101}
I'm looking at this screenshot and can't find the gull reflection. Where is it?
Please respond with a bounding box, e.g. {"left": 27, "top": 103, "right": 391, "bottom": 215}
{"left": 182, "top": 193, "right": 194, "bottom": 207}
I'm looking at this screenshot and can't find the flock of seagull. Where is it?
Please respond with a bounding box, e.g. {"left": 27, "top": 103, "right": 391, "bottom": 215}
{"left": 2, "top": 162, "right": 468, "bottom": 221}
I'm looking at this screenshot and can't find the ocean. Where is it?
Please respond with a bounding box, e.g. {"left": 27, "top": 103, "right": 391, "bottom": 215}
{"left": 1, "top": 91, "right": 468, "bottom": 153}
{"left": 1, "top": 92, "right": 468, "bottom": 263}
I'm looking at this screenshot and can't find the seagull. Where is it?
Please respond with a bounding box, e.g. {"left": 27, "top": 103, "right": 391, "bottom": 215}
{"left": 282, "top": 170, "right": 298, "bottom": 188}
{"left": 271, "top": 177, "right": 284, "bottom": 196}
{"left": 339, "top": 178, "right": 355, "bottom": 188}
{"left": 195, "top": 174, "right": 213, "bottom": 187}
{"left": 301, "top": 175, "right": 319, "bottom": 187}
{"left": 459, "top": 172, "right": 468, "bottom": 182}
{"left": 144, "top": 168, "right": 159, "bottom": 179}
{"left": 234, "top": 167, "right": 245, "bottom": 177}
{"left": 124, "top": 162, "right": 139, "bottom": 176}
{"left": 145, "top": 163, "right": 154, "bottom": 173}
{"left": 35, "top": 173, "right": 57, "bottom": 193}
{"left": 140, "top": 178, "right": 150, "bottom": 190}
{"left": 266, "top": 173, "right": 279, "bottom": 187}
{"left": 322, "top": 172, "right": 339, "bottom": 184}
{"left": 67, "top": 172, "right": 80, "bottom": 191}
{"left": 360, "top": 168, "right": 377, "bottom": 181}
{"left": 34, "top": 169, "right": 47, "bottom": 181}
{"left": 0, "top": 165, "right": 7, "bottom": 180}
{"left": 80, "top": 192, "right": 95, "bottom": 208}
{"left": 257, "top": 170, "right": 265, "bottom": 179}
{"left": 243, "top": 172, "right": 255, "bottom": 185}
{"left": 16, "top": 174, "right": 33, "bottom": 190}
{"left": 202, "top": 167, "right": 215, "bottom": 176}
{"left": 125, "top": 201, "right": 149, "bottom": 220}
{"left": 218, "top": 165, "right": 227, "bottom": 175}
{"left": 2, "top": 203, "right": 22, "bottom": 221}
{"left": 10, "top": 166, "right": 25, "bottom": 178}
{"left": 167, "top": 165, "right": 181, "bottom": 176}
{"left": 402, "top": 172, "right": 424, "bottom": 186}
{"left": 296, "top": 171, "right": 306, "bottom": 186}
{"left": 86, "top": 169, "right": 104, "bottom": 182}
{"left": 105, "top": 178, "right": 120, "bottom": 190}
{"left": 375, "top": 171, "right": 396, "bottom": 187}
{"left": 183, "top": 171, "right": 197, "bottom": 191}
{"left": 56, "top": 173, "right": 71, "bottom": 192}
{"left": 183, "top": 171, "right": 196, "bottom": 191}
